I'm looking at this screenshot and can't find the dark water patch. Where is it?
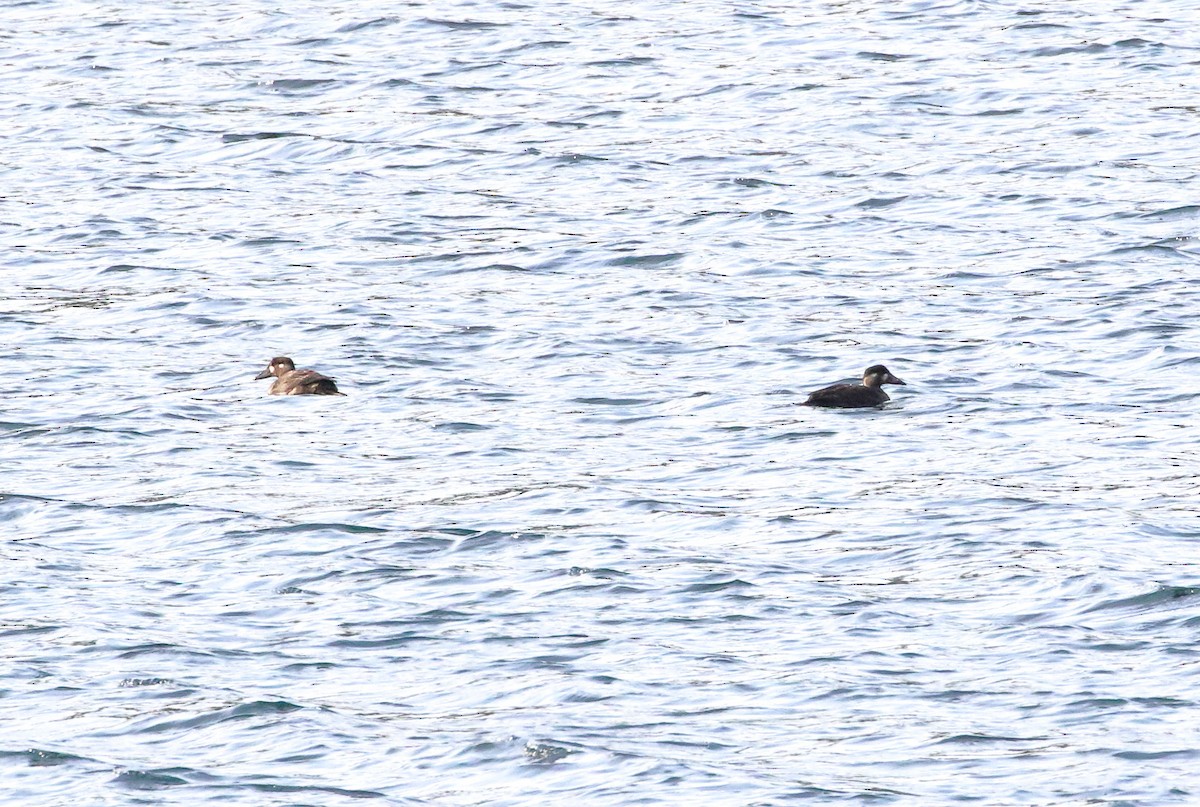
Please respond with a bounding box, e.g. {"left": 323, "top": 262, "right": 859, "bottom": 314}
{"left": 568, "top": 566, "right": 628, "bottom": 579}
{"left": 260, "top": 78, "right": 344, "bottom": 92}
{"left": 0, "top": 748, "right": 89, "bottom": 767}
{"left": 380, "top": 535, "right": 456, "bottom": 554}
{"left": 112, "top": 768, "right": 199, "bottom": 790}
{"left": 411, "top": 608, "right": 474, "bottom": 624}
{"left": 680, "top": 578, "right": 753, "bottom": 594}
{"left": 522, "top": 653, "right": 578, "bottom": 667}
{"left": 1104, "top": 241, "right": 1192, "bottom": 258}
{"left": 615, "top": 414, "right": 666, "bottom": 426}
{"left": 1084, "top": 586, "right": 1200, "bottom": 613}
{"left": 336, "top": 17, "right": 398, "bottom": 33}
{"left": 500, "top": 39, "right": 571, "bottom": 55}
{"left": 585, "top": 56, "right": 655, "bottom": 67}
{"left": 455, "top": 529, "right": 546, "bottom": 550}
{"left": 573, "top": 397, "right": 652, "bottom": 406}
{"left": 545, "top": 579, "right": 635, "bottom": 596}
{"left": 473, "top": 389, "right": 521, "bottom": 401}
{"left": 329, "top": 633, "right": 441, "bottom": 649}
{"left": 338, "top": 565, "right": 420, "bottom": 584}
{"left": 445, "top": 262, "right": 530, "bottom": 275}
{"left": 0, "top": 494, "right": 211, "bottom": 521}
{"left": 433, "top": 421, "right": 494, "bottom": 432}
{"left": 932, "top": 733, "right": 1044, "bottom": 746}
{"left": 221, "top": 131, "right": 305, "bottom": 143}
{"left": 428, "top": 527, "right": 478, "bottom": 537}
{"left": 730, "top": 176, "right": 789, "bottom": 188}
{"left": 1007, "top": 20, "right": 1071, "bottom": 30}
{"left": 114, "top": 643, "right": 217, "bottom": 660}
{"left": 286, "top": 37, "right": 337, "bottom": 48}
{"left": 857, "top": 51, "right": 912, "bottom": 62}
{"left": 231, "top": 522, "right": 389, "bottom": 537}
{"left": 1115, "top": 36, "right": 1167, "bottom": 50}
{"left": 1139, "top": 522, "right": 1200, "bottom": 540}
{"left": 621, "top": 498, "right": 677, "bottom": 511}
{"left": 856, "top": 196, "right": 908, "bottom": 209}
{"left": 1043, "top": 367, "right": 1107, "bottom": 379}
{"left": 969, "top": 107, "right": 1024, "bottom": 117}
{"left": 47, "top": 424, "right": 154, "bottom": 441}
{"left": 548, "top": 152, "right": 608, "bottom": 164}
{"left": 1028, "top": 43, "right": 1110, "bottom": 58}
{"left": 1114, "top": 749, "right": 1198, "bottom": 761}
{"left": 419, "top": 18, "right": 506, "bottom": 30}
{"left": 672, "top": 83, "right": 742, "bottom": 102}
{"left": 234, "top": 782, "right": 388, "bottom": 799}
{"left": 0, "top": 625, "right": 61, "bottom": 638}
{"left": 281, "top": 661, "right": 338, "bottom": 672}
{"left": 1131, "top": 697, "right": 1195, "bottom": 709}
{"left": 1106, "top": 323, "right": 1188, "bottom": 340}
{"left": 240, "top": 237, "right": 304, "bottom": 247}
{"left": 1066, "top": 697, "right": 1129, "bottom": 711}
{"left": 1139, "top": 204, "right": 1200, "bottom": 220}
{"left": 137, "top": 701, "right": 304, "bottom": 735}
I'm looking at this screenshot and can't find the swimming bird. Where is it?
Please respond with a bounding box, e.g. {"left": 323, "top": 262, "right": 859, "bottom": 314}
{"left": 255, "top": 356, "right": 344, "bottom": 395}
{"left": 802, "top": 364, "right": 905, "bottom": 408}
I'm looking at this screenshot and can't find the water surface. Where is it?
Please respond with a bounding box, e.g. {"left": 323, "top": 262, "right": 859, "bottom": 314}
{"left": 5, "top": 0, "right": 1200, "bottom": 804}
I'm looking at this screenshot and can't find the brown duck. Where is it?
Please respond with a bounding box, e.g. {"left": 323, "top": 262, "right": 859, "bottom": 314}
{"left": 802, "top": 364, "right": 905, "bottom": 408}
{"left": 255, "top": 357, "right": 344, "bottom": 395}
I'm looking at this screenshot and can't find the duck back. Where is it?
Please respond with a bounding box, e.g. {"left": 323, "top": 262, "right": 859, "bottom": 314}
{"left": 802, "top": 383, "right": 889, "bottom": 408}
{"left": 273, "top": 369, "right": 343, "bottom": 396}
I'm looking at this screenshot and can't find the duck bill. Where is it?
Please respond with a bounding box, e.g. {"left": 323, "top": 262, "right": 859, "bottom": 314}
{"left": 886, "top": 374, "right": 906, "bottom": 386}
{"left": 254, "top": 369, "right": 273, "bottom": 380}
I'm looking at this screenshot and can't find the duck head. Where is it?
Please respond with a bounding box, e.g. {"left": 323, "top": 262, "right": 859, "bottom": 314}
{"left": 862, "top": 364, "right": 905, "bottom": 388}
{"left": 255, "top": 356, "right": 296, "bottom": 380}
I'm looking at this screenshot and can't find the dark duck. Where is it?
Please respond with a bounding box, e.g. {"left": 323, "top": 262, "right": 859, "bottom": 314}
{"left": 802, "top": 364, "right": 905, "bottom": 408}
{"left": 255, "top": 356, "right": 344, "bottom": 396}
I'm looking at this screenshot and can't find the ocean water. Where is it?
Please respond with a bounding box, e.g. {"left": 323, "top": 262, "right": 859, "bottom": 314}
{"left": 5, "top": 0, "right": 1200, "bottom": 804}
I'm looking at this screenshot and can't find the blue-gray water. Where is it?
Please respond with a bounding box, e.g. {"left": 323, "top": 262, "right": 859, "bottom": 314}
{"left": 5, "top": 1, "right": 1200, "bottom": 804}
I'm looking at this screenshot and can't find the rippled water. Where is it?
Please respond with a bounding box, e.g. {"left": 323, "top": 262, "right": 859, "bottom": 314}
{"left": 6, "top": 0, "right": 1200, "bottom": 803}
